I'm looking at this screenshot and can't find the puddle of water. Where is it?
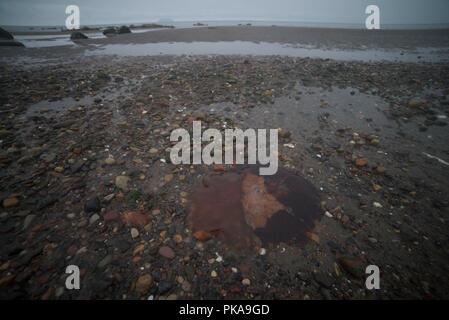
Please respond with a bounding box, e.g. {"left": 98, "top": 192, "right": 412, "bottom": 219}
{"left": 85, "top": 41, "right": 449, "bottom": 63}
{"left": 24, "top": 77, "right": 141, "bottom": 120}
{"left": 24, "top": 96, "right": 95, "bottom": 118}
{"left": 188, "top": 166, "right": 321, "bottom": 248}
{"left": 13, "top": 29, "right": 174, "bottom": 48}
{"left": 14, "top": 32, "right": 106, "bottom": 48}
{"left": 241, "top": 83, "right": 449, "bottom": 173}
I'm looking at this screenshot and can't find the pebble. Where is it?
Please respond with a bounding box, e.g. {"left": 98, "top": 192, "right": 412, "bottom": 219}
{"left": 376, "top": 166, "right": 386, "bottom": 174}
{"left": 115, "top": 175, "right": 130, "bottom": 191}
{"left": 355, "top": 158, "right": 368, "bottom": 167}
{"left": 337, "top": 257, "right": 364, "bottom": 278}
{"left": 103, "top": 193, "right": 115, "bottom": 202}
{"left": 103, "top": 211, "right": 119, "bottom": 221}
{"left": 181, "top": 280, "right": 192, "bottom": 292}
{"left": 76, "top": 247, "right": 88, "bottom": 255}
{"left": 158, "top": 246, "right": 175, "bottom": 259}
{"left": 278, "top": 128, "right": 292, "bottom": 140}
{"left": 122, "top": 211, "right": 149, "bottom": 227}
{"left": 193, "top": 230, "right": 213, "bottom": 242}
{"left": 211, "top": 270, "right": 218, "bottom": 278}
{"left": 84, "top": 197, "right": 101, "bottom": 213}
{"left": 242, "top": 278, "right": 251, "bottom": 286}
{"left": 105, "top": 157, "right": 116, "bottom": 165}
{"left": 67, "top": 213, "right": 76, "bottom": 219}
{"left": 131, "top": 228, "right": 139, "bottom": 239}
{"left": 307, "top": 232, "right": 320, "bottom": 244}
{"left": 157, "top": 280, "right": 173, "bottom": 294}
{"left": 55, "top": 287, "right": 64, "bottom": 298}
{"left": 97, "top": 254, "right": 112, "bottom": 269}
{"left": 133, "top": 243, "right": 145, "bottom": 256}
{"left": 173, "top": 234, "right": 183, "bottom": 243}
{"left": 368, "top": 237, "right": 378, "bottom": 243}
{"left": 23, "top": 214, "right": 36, "bottom": 230}
{"left": 89, "top": 214, "right": 100, "bottom": 224}
{"left": 135, "top": 274, "right": 153, "bottom": 294}
{"left": 2, "top": 197, "right": 19, "bottom": 208}
{"left": 408, "top": 99, "right": 426, "bottom": 108}
{"left": 314, "top": 273, "right": 335, "bottom": 289}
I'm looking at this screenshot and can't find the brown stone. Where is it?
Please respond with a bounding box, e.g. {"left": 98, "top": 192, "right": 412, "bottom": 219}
{"left": 121, "top": 211, "right": 149, "bottom": 228}
{"left": 213, "top": 164, "right": 226, "bottom": 172}
{"left": 306, "top": 232, "right": 320, "bottom": 244}
{"left": 376, "top": 166, "right": 386, "bottom": 174}
{"left": 103, "top": 211, "right": 120, "bottom": 222}
{"left": 2, "top": 197, "right": 19, "bottom": 208}
{"left": 408, "top": 99, "right": 426, "bottom": 108}
{"left": 133, "top": 243, "right": 145, "bottom": 256}
{"left": 193, "top": 230, "right": 213, "bottom": 242}
{"left": 355, "top": 158, "right": 368, "bottom": 167}
{"left": 337, "top": 257, "right": 364, "bottom": 278}
{"left": 135, "top": 274, "right": 153, "bottom": 294}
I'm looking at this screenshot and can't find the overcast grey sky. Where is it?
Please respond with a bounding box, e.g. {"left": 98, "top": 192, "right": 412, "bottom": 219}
{"left": 0, "top": 0, "right": 448, "bottom": 26}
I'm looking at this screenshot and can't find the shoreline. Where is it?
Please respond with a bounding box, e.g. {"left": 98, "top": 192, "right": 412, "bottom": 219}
{"left": 4, "top": 26, "right": 449, "bottom": 49}
{"left": 2, "top": 26, "right": 449, "bottom": 64}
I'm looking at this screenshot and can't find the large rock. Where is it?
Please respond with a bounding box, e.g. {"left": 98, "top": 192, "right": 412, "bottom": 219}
{"left": 0, "top": 27, "right": 24, "bottom": 47}
{"left": 102, "top": 27, "right": 117, "bottom": 36}
{"left": 117, "top": 25, "right": 131, "bottom": 34}
{"left": 0, "top": 27, "right": 13, "bottom": 40}
{"left": 70, "top": 31, "right": 88, "bottom": 40}
{"left": 0, "top": 40, "right": 24, "bottom": 47}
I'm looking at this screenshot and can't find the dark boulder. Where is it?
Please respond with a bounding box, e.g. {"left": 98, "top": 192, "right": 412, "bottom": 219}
{"left": 0, "top": 40, "right": 24, "bottom": 47}
{"left": 70, "top": 31, "right": 88, "bottom": 40}
{"left": 102, "top": 27, "right": 117, "bottom": 36}
{"left": 0, "top": 27, "right": 14, "bottom": 40}
{"left": 117, "top": 25, "right": 131, "bottom": 34}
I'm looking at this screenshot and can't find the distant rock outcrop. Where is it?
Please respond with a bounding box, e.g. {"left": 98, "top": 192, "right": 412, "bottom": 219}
{"left": 117, "top": 25, "right": 131, "bottom": 34}
{"left": 0, "top": 27, "right": 14, "bottom": 40}
{"left": 0, "top": 27, "right": 24, "bottom": 46}
{"left": 70, "top": 31, "right": 88, "bottom": 40}
{"left": 102, "top": 26, "right": 132, "bottom": 36}
{"left": 0, "top": 41, "right": 24, "bottom": 47}
{"left": 102, "top": 27, "right": 117, "bottom": 37}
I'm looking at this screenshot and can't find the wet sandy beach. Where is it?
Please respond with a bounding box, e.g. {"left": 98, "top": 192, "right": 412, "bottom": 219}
{"left": 0, "top": 26, "right": 449, "bottom": 299}
{"left": 80, "top": 26, "right": 449, "bottom": 49}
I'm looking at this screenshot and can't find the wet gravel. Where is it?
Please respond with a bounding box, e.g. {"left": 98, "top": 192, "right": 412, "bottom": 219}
{"left": 0, "top": 50, "right": 449, "bottom": 299}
